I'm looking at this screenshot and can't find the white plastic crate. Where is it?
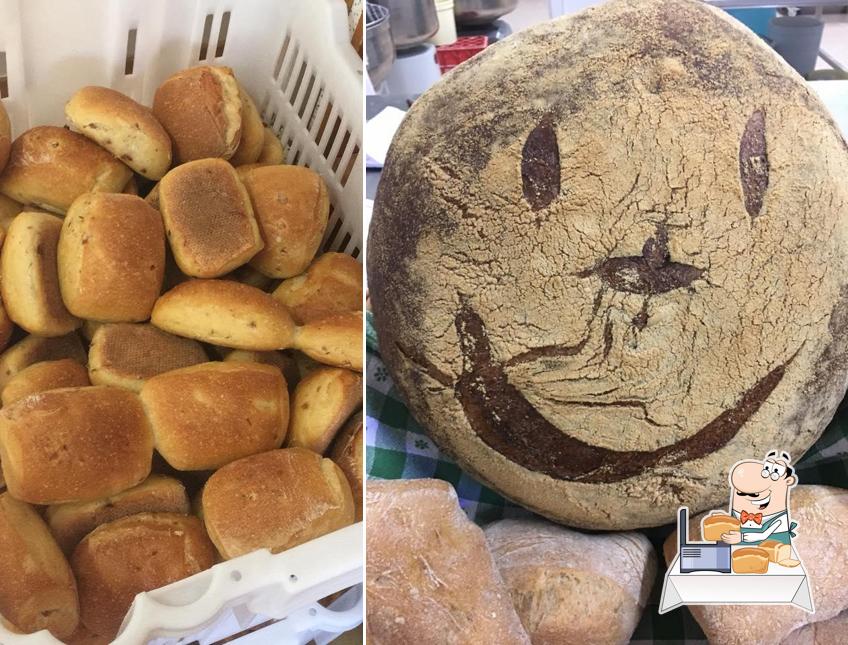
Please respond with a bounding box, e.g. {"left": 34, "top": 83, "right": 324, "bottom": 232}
{"left": 0, "top": 0, "right": 363, "bottom": 642}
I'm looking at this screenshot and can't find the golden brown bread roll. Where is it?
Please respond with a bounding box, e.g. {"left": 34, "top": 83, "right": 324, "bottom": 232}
{"left": 702, "top": 514, "right": 741, "bottom": 541}
{"left": 159, "top": 158, "right": 263, "bottom": 277}
{"left": 0, "top": 193, "right": 22, "bottom": 230}
{"left": 234, "top": 162, "right": 274, "bottom": 181}
{"left": 65, "top": 86, "right": 172, "bottom": 180}
{"left": 287, "top": 367, "right": 362, "bottom": 454}
{"left": 242, "top": 165, "right": 329, "bottom": 278}
{"left": 0, "top": 294, "right": 13, "bottom": 354}
{"left": 0, "top": 102, "right": 10, "bottom": 175}
{"left": 202, "top": 448, "right": 354, "bottom": 559}
{"left": 330, "top": 413, "right": 363, "bottom": 521}
{"left": 225, "top": 262, "right": 275, "bottom": 290}
{"left": 0, "top": 386, "right": 153, "bottom": 504}
{"left": 151, "top": 279, "right": 296, "bottom": 350}
{"left": 46, "top": 474, "right": 189, "bottom": 554}
{"left": 731, "top": 547, "right": 769, "bottom": 574}
{"left": 1, "top": 211, "right": 80, "bottom": 335}
{"left": 140, "top": 361, "right": 288, "bottom": 470}
{"left": 58, "top": 193, "right": 165, "bottom": 322}
{"left": 293, "top": 311, "right": 363, "bottom": 371}
{"left": 1, "top": 358, "right": 90, "bottom": 406}
{"left": 145, "top": 180, "right": 160, "bottom": 209}
{"left": 257, "top": 127, "right": 285, "bottom": 164}
{"left": 0, "top": 492, "right": 79, "bottom": 639}
{"left": 88, "top": 322, "right": 208, "bottom": 392}
{"left": 152, "top": 66, "right": 242, "bottom": 163}
{"left": 71, "top": 513, "right": 217, "bottom": 639}
{"left": 229, "top": 85, "right": 264, "bottom": 166}
{"left": 0, "top": 333, "right": 87, "bottom": 390}
{"left": 223, "top": 348, "right": 300, "bottom": 392}
{"left": 272, "top": 252, "right": 363, "bottom": 324}
{"left": 0, "top": 126, "right": 132, "bottom": 213}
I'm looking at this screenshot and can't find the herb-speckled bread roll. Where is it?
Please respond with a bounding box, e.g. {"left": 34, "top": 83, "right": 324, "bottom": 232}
{"left": 1, "top": 358, "right": 90, "bottom": 406}
{"left": 367, "top": 0, "right": 848, "bottom": 529}
{"left": 272, "top": 252, "right": 363, "bottom": 324}
{"left": 486, "top": 518, "right": 656, "bottom": 644}
{"left": 0, "top": 333, "right": 87, "bottom": 390}
{"left": 287, "top": 367, "right": 362, "bottom": 454}
{"left": 293, "top": 311, "right": 363, "bottom": 371}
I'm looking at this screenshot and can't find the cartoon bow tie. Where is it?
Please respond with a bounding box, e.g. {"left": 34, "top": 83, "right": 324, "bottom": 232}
{"left": 740, "top": 511, "right": 763, "bottom": 525}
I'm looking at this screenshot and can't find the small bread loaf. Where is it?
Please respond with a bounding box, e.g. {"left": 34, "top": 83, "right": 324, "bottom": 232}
{"left": 46, "top": 474, "right": 189, "bottom": 554}
{"left": 0, "top": 126, "right": 132, "bottom": 213}
{"left": 202, "top": 448, "right": 354, "bottom": 559}
{"left": 485, "top": 518, "right": 656, "bottom": 645}
{"left": 159, "top": 158, "right": 263, "bottom": 277}
{"left": 65, "top": 86, "right": 172, "bottom": 180}
{"left": 0, "top": 493, "right": 79, "bottom": 639}
{"left": 0, "top": 386, "right": 153, "bottom": 504}
{"left": 229, "top": 85, "right": 264, "bottom": 165}
{"left": 367, "top": 479, "right": 529, "bottom": 644}
{"left": 241, "top": 165, "right": 329, "bottom": 278}
{"left": 140, "top": 361, "right": 288, "bottom": 470}
{"left": 273, "top": 252, "right": 363, "bottom": 324}
{"left": 71, "top": 513, "right": 217, "bottom": 638}
{"left": 257, "top": 127, "right": 285, "bottom": 164}
{"left": 293, "top": 311, "right": 363, "bottom": 371}
{"left": 663, "top": 486, "right": 848, "bottom": 644}
{"left": 759, "top": 539, "right": 791, "bottom": 563}
{"left": 702, "top": 514, "right": 741, "bottom": 541}
{"left": 223, "top": 348, "right": 299, "bottom": 392}
{"left": 0, "top": 101, "right": 10, "bottom": 175}
{"left": 1, "top": 358, "right": 90, "bottom": 406}
{"left": 330, "top": 413, "right": 363, "bottom": 521}
{"left": 731, "top": 547, "right": 769, "bottom": 574}
{"left": 58, "top": 193, "right": 165, "bottom": 322}
{"left": 151, "top": 279, "right": 296, "bottom": 350}
{"left": 0, "top": 333, "right": 87, "bottom": 390}
{"left": 287, "top": 367, "right": 362, "bottom": 454}
{"left": 1, "top": 211, "right": 80, "bottom": 335}
{"left": 88, "top": 323, "right": 207, "bottom": 392}
{"left": 152, "top": 66, "right": 242, "bottom": 163}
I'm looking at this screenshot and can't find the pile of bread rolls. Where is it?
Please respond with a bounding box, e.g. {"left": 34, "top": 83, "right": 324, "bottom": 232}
{"left": 0, "top": 64, "right": 363, "bottom": 643}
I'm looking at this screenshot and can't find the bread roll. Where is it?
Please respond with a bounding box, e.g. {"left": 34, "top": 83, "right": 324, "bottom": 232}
{"left": 0, "top": 192, "right": 21, "bottom": 228}
{"left": 0, "top": 493, "right": 79, "bottom": 639}
{"left": 65, "top": 623, "right": 110, "bottom": 645}
{"left": 731, "top": 547, "right": 768, "bottom": 574}
{"left": 152, "top": 65, "right": 242, "bottom": 163}
{"left": 159, "top": 158, "right": 263, "bottom": 277}
{"left": 140, "top": 361, "right": 288, "bottom": 470}
{"left": 88, "top": 323, "right": 207, "bottom": 392}
{"left": 151, "top": 279, "right": 296, "bottom": 350}
{"left": 202, "top": 448, "right": 354, "bottom": 559}
{"left": 65, "top": 86, "right": 172, "bottom": 180}
{"left": 241, "top": 165, "right": 329, "bottom": 278}
{"left": 223, "top": 348, "right": 299, "bottom": 392}
{"left": 234, "top": 162, "right": 274, "bottom": 181}
{"left": 229, "top": 85, "right": 264, "bottom": 165}
{"left": 225, "top": 262, "right": 274, "bottom": 291}
{"left": 0, "top": 386, "right": 153, "bottom": 504}
{"left": 367, "top": 479, "right": 529, "bottom": 644}
{"left": 0, "top": 101, "right": 10, "bottom": 175}
{"left": 273, "top": 252, "right": 363, "bottom": 324}
{"left": 122, "top": 174, "right": 139, "bottom": 195}
{"left": 1, "top": 211, "right": 80, "bottom": 335}
{"left": 58, "top": 193, "right": 165, "bottom": 322}
{"left": 71, "top": 513, "right": 216, "bottom": 638}
{"left": 257, "top": 127, "right": 285, "bottom": 164}
{"left": 293, "top": 311, "right": 363, "bottom": 371}
{"left": 759, "top": 539, "right": 791, "bottom": 563}
{"left": 330, "top": 413, "right": 363, "bottom": 521}
{"left": 287, "top": 367, "right": 362, "bottom": 454}
{"left": 0, "top": 126, "right": 132, "bottom": 213}
{"left": 485, "top": 518, "right": 656, "bottom": 645}
{"left": 663, "top": 486, "right": 848, "bottom": 644}
{"left": 46, "top": 474, "right": 189, "bottom": 554}
{"left": 145, "top": 180, "right": 160, "bottom": 209}
{"left": 1, "top": 358, "right": 90, "bottom": 406}
{"left": 702, "top": 514, "right": 741, "bottom": 541}
{"left": 0, "top": 294, "right": 13, "bottom": 353}
{"left": 0, "top": 333, "right": 86, "bottom": 390}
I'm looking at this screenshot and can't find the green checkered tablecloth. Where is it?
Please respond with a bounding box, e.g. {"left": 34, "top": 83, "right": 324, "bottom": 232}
{"left": 365, "top": 312, "right": 848, "bottom": 643}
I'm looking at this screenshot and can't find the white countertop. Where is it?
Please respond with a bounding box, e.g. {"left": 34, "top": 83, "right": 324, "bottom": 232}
{"left": 811, "top": 80, "right": 848, "bottom": 137}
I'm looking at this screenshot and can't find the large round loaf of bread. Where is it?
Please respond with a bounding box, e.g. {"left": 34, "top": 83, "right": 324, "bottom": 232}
{"left": 367, "top": 0, "right": 848, "bottom": 529}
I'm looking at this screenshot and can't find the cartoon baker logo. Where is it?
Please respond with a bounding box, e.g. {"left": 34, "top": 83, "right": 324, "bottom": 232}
{"left": 659, "top": 450, "right": 814, "bottom": 614}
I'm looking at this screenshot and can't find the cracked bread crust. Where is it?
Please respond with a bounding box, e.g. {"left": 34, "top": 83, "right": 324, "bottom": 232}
{"left": 367, "top": 0, "right": 848, "bottom": 528}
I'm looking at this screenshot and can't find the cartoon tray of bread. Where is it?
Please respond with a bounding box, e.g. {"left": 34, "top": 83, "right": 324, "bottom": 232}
{"left": 659, "top": 508, "right": 814, "bottom": 614}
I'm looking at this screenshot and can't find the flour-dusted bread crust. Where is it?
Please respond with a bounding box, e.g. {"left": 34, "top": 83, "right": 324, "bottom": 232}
{"left": 366, "top": 479, "right": 530, "bottom": 644}
{"left": 0, "top": 127, "right": 132, "bottom": 214}
{"left": 485, "top": 518, "right": 655, "bottom": 645}
{"left": 65, "top": 86, "right": 172, "bottom": 180}
{"left": 663, "top": 486, "right": 848, "bottom": 644}
{"left": 1, "top": 358, "right": 90, "bottom": 406}
{"left": 368, "top": 0, "right": 848, "bottom": 529}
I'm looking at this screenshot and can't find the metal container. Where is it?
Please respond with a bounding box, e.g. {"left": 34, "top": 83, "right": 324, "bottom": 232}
{"left": 454, "top": 0, "right": 518, "bottom": 26}
{"left": 366, "top": 3, "right": 395, "bottom": 86}
{"left": 373, "top": 0, "right": 439, "bottom": 49}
